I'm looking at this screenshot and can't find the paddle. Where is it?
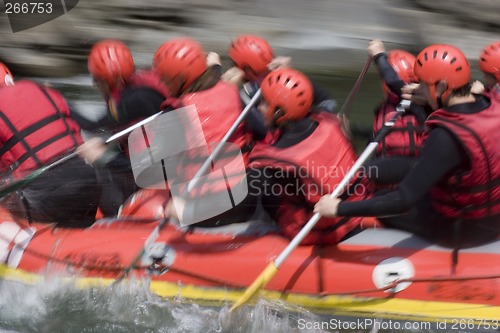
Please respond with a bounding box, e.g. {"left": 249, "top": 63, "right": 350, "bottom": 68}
{"left": 187, "top": 88, "right": 261, "bottom": 193}
{"left": 112, "top": 89, "right": 262, "bottom": 285}
{"left": 229, "top": 99, "right": 411, "bottom": 312}
{"left": 337, "top": 56, "right": 372, "bottom": 118}
{"left": 0, "top": 111, "right": 166, "bottom": 199}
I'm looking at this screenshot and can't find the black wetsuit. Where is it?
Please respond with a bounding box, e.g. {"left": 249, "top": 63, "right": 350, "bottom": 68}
{"left": 339, "top": 96, "right": 500, "bottom": 247}
{"left": 72, "top": 86, "right": 165, "bottom": 216}
{"left": 365, "top": 53, "right": 429, "bottom": 185}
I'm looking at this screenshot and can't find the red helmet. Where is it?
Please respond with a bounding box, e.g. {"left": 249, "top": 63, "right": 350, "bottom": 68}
{"left": 414, "top": 44, "right": 470, "bottom": 102}
{"left": 153, "top": 38, "right": 207, "bottom": 94}
{"left": 383, "top": 50, "right": 417, "bottom": 97}
{"left": 88, "top": 40, "right": 135, "bottom": 88}
{"left": 260, "top": 68, "right": 313, "bottom": 126}
{"left": 228, "top": 35, "right": 274, "bottom": 81}
{"left": 0, "top": 62, "right": 14, "bottom": 87}
{"left": 388, "top": 50, "right": 418, "bottom": 83}
{"left": 479, "top": 42, "right": 500, "bottom": 82}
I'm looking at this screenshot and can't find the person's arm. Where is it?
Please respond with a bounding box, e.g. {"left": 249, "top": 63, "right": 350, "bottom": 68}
{"left": 209, "top": 64, "right": 223, "bottom": 79}
{"left": 338, "top": 127, "right": 465, "bottom": 216}
{"left": 364, "top": 156, "right": 416, "bottom": 185}
{"left": 70, "top": 104, "right": 115, "bottom": 131}
{"left": 311, "top": 82, "right": 338, "bottom": 113}
{"left": 206, "top": 52, "right": 223, "bottom": 79}
{"left": 77, "top": 137, "right": 132, "bottom": 171}
{"left": 373, "top": 53, "right": 405, "bottom": 97}
{"left": 408, "top": 104, "right": 430, "bottom": 126}
{"left": 239, "top": 82, "right": 268, "bottom": 140}
{"left": 100, "top": 151, "right": 132, "bottom": 171}
{"left": 115, "top": 87, "right": 165, "bottom": 122}
{"left": 244, "top": 107, "right": 268, "bottom": 141}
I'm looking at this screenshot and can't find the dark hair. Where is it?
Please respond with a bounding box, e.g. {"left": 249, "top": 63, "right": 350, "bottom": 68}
{"left": 184, "top": 65, "right": 219, "bottom": 94}
{"left": 450, "top": 82, "right": 472, "bottom": 98}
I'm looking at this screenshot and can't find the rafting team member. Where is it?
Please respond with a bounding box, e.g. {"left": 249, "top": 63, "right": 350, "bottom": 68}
{"left": 155, "top": 37, "right": 257, "bottom": 227}
{"left": 224, "top": 34, "right": 338, "bottom": 141}
{"left": 365, "top": 40, "right": 427, "bottom": 187}
{"left": 75, "top": 39, "right": 170, "bottom": 216}
{"left": 0, "top": 64, "right": 101, "bottom": 228}
{"left": 476, "top": 41, "right": 500, "bottom": 104}
{"left": 246, "top": 68, "right": 364, "bottom": 245}
{"left": 315, "top": 44, "right": 500, "bottom": 247}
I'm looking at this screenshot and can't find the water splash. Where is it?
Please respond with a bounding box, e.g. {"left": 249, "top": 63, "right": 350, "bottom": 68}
{"left": 0, "top": 278, "right": 331, "bottom": 333}
{"left": 218, "top": 299, "right": 331, "bottom": 333}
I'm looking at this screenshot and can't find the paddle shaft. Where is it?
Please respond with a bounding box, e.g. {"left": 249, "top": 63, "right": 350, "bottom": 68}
{"left": 337, "top": 57, "right": 372, "bottom": 117}
{"left": 113, "top": 89, "right": 262, "bottom": 285}
{"left": 105, "top": 111, "right": 164, "bottom": 143}
{"left": 230, "top": 99, "right": 410, "bottom": 311}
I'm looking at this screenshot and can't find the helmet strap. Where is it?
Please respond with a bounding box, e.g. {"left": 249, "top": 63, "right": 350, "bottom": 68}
{"left": 107, "top": 99, "right": 120, "bottom": 122}
{"left": 270, "top": 108, "right": 285, "bottom": 128}
{"left": 436, "top": 95, "right": 444, "bottom": 109}
{"left": 179, "top": 79, "right": 189, "bottom": 95}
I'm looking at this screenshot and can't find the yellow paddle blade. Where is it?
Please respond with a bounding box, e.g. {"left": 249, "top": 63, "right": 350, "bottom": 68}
{"left": 230, "top": 262, "right": 278, "bottom": 312}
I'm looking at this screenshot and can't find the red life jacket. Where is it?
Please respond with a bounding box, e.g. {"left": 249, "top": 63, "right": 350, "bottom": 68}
{"left": 373, "top": 102, "right": 424, "bottom": 157}
{"left": 180, "top": 81, "right": 251, "bottom": 154}
{"left": 249, "top": 112, "right": 364, "bottom": 245}
{"left": 485, "top": 85, "right": 500, "bottom": 105}
{"left": 425, "top": 102, "right": 500, "bottom": 220}
{"left": 0, "top": 81, "right": 82, "bottom": 177}
{"left": 165, "top": 81, "right": 251, "bottom": 203}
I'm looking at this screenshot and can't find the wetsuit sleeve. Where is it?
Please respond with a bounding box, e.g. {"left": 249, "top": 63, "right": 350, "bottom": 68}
{"left": 98, "top": 152, "right": 132, "bottom": 171}
{"left": 338, "top": 127, "right": 465, "bottom": 216}
{"left": 116, "top": 87, "right": 165, "bottom": 122}
{"left": 70, "top": 104, "right": 114, "bottom": 131}
{"left": 239, "top": 83, "right": 268, "bottom": 141}
{"left": 365, "top": 156, "right": 416, "bottom": 184}
{"left": 311, "top": 82, "right": 338, "bottom": 113}
{"left": 210, "top": 64, "right": 223, "bottom": 79}
{"left": 374, "top": 53, "right": 405, "bottom": 97}
{"left": 245, "top": 107, "right": 268, "bottom": 141}
{"left": 409, "top": 104, "right": 431, "bottom": 125}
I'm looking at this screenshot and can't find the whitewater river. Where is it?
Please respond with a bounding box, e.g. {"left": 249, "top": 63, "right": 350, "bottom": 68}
{"left": 0, "top": 72, "right": 497, "bottom": 333}
{"left": 0, "top": 277, "right": 452, "bottom": 333}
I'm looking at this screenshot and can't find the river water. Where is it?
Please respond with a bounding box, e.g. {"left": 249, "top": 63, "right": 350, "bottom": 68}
{"left": 1, "top": 71, "right": 494, "bottom": 333}
{"left": 0, "top": 275, "right": 449, "bottom": 333}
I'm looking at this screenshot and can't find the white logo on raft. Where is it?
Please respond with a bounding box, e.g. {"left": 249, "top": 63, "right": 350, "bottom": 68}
{"left": 0, "top": 221, "right": 35, "bottom": 268}
{"left": 128, "top": 105, "right": 248, "bottom": 227}
{"left": 372, "top": 257, "right": 415, "bottom": 293}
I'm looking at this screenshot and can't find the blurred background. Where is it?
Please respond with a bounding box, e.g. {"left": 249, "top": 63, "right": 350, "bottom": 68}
{"left": 0, "top": 0, "right": 498, "bottom": 77}
{"left": 0, "top": 0, "right": 499, "bottom": 133}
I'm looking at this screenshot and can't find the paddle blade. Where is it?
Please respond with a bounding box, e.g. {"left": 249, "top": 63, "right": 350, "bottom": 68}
{"left": 229, "top": 262, "right": 278, "bottom": 312}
